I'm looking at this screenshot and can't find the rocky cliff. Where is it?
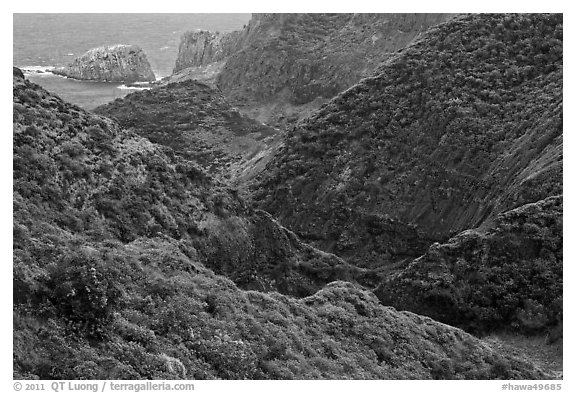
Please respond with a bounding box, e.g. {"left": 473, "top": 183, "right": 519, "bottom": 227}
{"left": 218, "top": 13, "right": 454, "bottom": 104}
{"left": 171, "top": 13, "right": 454, "bottom": 125}
{"left": 251, "top": 13, "right": 562, "bottom": 270}
{"left": 14, "top": 67, "right": 551, "bottom": 379}
{"left": 173, "top": 30, "right": 242, "bottom": 73}
{"left": 51, "top": 44, "right": 155, "bottom": 82}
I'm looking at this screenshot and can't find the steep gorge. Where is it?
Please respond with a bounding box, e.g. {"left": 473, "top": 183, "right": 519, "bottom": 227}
{"left": 251, "top": 13, "right": 562, "bottom": 267}
{"left": 248, "top": 13, "right": 563, "bottom": 337}
{"left": 13, "top": 67, "right": 554, "bottom": 380}
{"left": 13, "top": 12, "right": 563, "bottom": 380}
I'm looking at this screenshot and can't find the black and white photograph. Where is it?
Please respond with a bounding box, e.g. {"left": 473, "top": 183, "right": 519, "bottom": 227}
{"left": 10, "top": 3, "right": 566, "bottom": 389}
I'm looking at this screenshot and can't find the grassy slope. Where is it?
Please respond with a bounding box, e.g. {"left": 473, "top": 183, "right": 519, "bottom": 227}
{"left": 13, "top": 68, "right": 551, "bottom": 380}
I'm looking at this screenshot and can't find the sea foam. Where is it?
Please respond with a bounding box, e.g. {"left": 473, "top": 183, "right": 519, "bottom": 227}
{"left": 21, "top": 65, "right": 56, "bottom": 75}
{"left": 117, "top": 84, "right": 152, "bottom": 91}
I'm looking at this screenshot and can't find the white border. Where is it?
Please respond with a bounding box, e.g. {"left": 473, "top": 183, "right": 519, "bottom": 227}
{"left": 4, "top": 2, "right": 572, "bottom": 391}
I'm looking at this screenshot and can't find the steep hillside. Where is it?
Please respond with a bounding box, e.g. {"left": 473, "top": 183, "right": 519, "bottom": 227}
{"left": 375, "top": 195, "right": 563, "bottom": 336}
{"left": 252, "top": 13, "right": 562, "bottom": 270}
{"left": 13, "top": 68, "right": 364, "bottom": 302}
{"left": 171, "top": 13, "right": 453, "bottom": 125}
{"left": 94, "top": 80, "right": 277, "bottom": 177}
{"left": 13, "top": 67, "right": 551, "bottom": 380}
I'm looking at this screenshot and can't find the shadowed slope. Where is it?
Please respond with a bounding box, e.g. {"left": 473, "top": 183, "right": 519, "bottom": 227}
{"left": 252, "top": 13, "right": 562, "bottom": 269}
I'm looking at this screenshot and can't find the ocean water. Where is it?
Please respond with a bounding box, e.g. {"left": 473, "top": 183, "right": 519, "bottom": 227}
{"left": 13, "top": 13, "right": 251, "bottom": 109}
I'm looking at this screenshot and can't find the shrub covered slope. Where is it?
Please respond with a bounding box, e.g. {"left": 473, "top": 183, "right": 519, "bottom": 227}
{"left": 250, "top": 13, "right": 562, "bottom": 337}
{"left": 375, "top": 195, "right": 562, "bottom": 336}
{"left": 252, "top": 13, "right": 562, "bottom": 268}
{"left": 13, "top": 67, "right": 368, "bottom": 307}
{"left": 94, "top": 80, "right": 277, "bottom": 178}
{"left": 218, "top": 14, "right": 452, "bottom": 104}
{"left": 13, "top": 68, "right": 551, "bottom": 379}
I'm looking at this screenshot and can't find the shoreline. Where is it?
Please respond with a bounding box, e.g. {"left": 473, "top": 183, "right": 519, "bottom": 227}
{"left": 20, "top": 66, "right": 159, "bottom": 88}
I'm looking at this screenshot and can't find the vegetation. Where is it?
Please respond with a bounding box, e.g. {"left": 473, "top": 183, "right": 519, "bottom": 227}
{"left": 94, "top": 80, "right": 276, "bottom": 177}
{"left": 13, "top": 70, "right": 368, "bottom": 303}
{"left": 172, "top": 14, "right": 452, "bottom": 126}
{"left": 13, "top": 12, "right": 563, "bottom": 380}
{"left": 13, "top": 69, "right": 552, "bottom": 380}
{"left": 218, "top": 13, "right": 452, "bottom": 106}
{"left": 376, "top": 196, "right": 563, "bottom": 336}
{"left": 252, "top": 13, "right": 562, "bottom": 270}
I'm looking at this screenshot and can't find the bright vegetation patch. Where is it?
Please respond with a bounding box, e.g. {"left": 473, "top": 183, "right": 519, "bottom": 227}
{"left": 13, "top": 242, "right": 550, "bottom": 380}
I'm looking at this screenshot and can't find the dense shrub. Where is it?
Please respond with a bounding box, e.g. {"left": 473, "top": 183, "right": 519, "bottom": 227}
{"left": 375, "top": 196, "right": 563, "bottom": 336}
{"left": 13, "top": 68, "right": 552, "bottom": 380}
{"left": 94, "top": 80, "right": 275, "bottom": 177}
{"left": 252, "top": 13, "right": 562, "bottom": 270}
{"left": 13, "top": 13, "right": 563, "bottom": 378}
{"left": 45, "top": 249, "right": 123, "bottom": 337}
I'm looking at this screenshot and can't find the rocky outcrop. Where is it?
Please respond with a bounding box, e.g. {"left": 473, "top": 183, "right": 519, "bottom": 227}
{"left": 173, "top": 30, "right": 242, "bottom": 73}
{"left": 171, "top": 14, "right": 454, "bottom": 126}
{"left": 13, "top": 66, "right": 24, "bottom": 79}
{"left": 51, "top": 44, "right": 155, "bottom": 83}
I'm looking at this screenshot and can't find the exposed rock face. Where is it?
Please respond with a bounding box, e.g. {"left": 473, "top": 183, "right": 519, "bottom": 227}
{"left": 51, "top": 44, "right": 155, "bottom": 82}
{"left": 173, "top": 30, "right": 242, "bottom": 73}
{"left": 251, "top": 13, "right": 562, "bottom": 269}
{"left": 172, "top": 14, "right": 454, "bottom": 125}
{"left": 218, "top": 13, "right": 454, "bottom": 105}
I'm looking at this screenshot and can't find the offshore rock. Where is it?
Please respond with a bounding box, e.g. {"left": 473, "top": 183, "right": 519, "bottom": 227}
{"left": 52, "top": 44, "right": 155, "bottom": 83}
